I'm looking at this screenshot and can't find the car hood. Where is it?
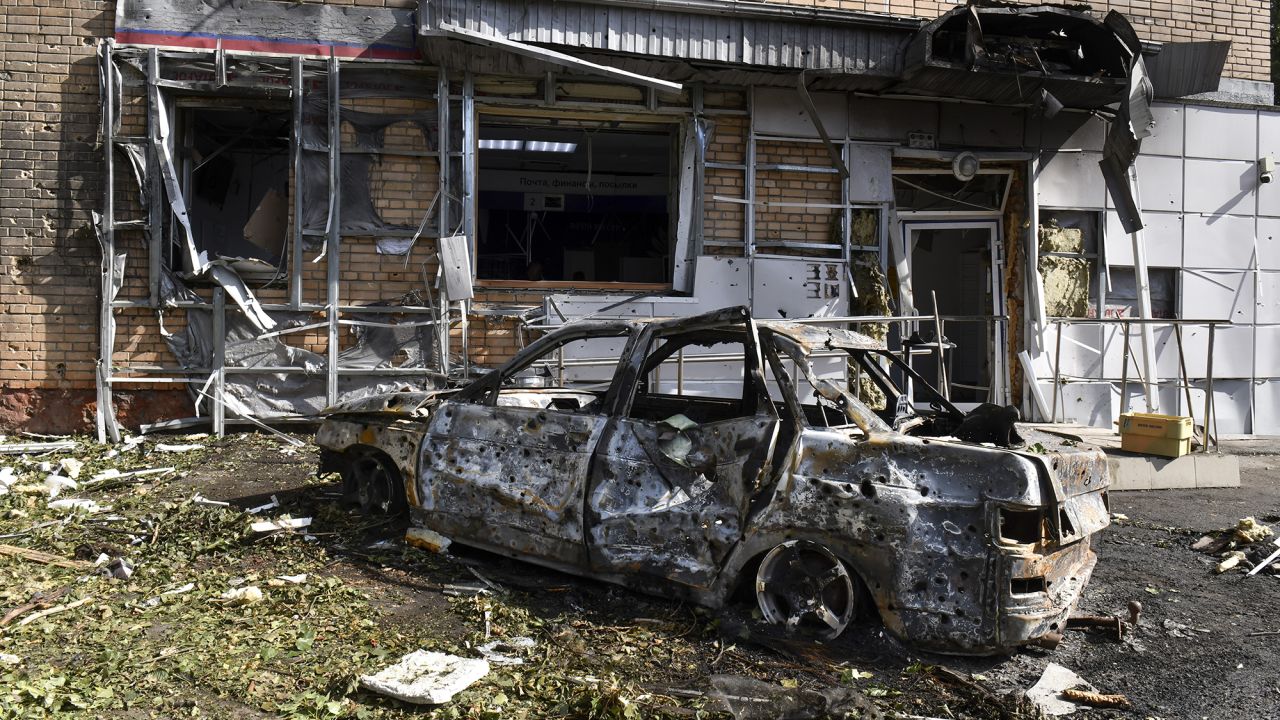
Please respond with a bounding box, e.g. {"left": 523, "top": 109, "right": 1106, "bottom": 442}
{"left": 320, "top": 390, "right": 444, "bottom": 416}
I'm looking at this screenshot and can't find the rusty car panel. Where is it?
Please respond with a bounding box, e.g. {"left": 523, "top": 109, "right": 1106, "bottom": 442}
{"left": 316, "top": 306, "right": 1111, "bottom": 655}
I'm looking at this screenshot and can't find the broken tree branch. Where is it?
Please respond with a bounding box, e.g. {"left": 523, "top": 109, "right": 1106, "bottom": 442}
{"left": 1061, "top": 688, "right": 1132, "bottom": 709}
{"left": 0, "top": 544, "right": 91, "bottom": 570}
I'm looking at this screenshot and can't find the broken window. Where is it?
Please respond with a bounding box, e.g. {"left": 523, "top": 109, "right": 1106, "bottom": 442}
{"left": 475, "top": 117, "right": 677, "bottom": 285}
{"left": 179, "top": 106, "right": 291, "bottom": 275}
{"left": 893, "top": 171, "right": 1011, "bottom": 214}
{"left": 1038, "top": 210, "right": 1099, "bottom": 318}
{"left": 1103, "top": 267, "right": 1177, "bottom": 319}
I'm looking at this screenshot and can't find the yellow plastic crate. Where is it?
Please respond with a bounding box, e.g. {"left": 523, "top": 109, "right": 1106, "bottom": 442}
{"left": 1119, "top": 413, "right": 1193, "bottom": 440}
{"left": 1120, "top": 433, "right": 1190, "bottom": 458}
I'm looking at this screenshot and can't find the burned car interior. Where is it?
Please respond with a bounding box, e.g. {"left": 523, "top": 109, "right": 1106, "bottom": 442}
{"left": 317, "top": 307, "right": 1111, "bottom": 655}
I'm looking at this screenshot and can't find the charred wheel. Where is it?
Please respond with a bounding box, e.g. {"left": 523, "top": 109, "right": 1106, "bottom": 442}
{"left": 345, "top": 449, "right": 408, "bottom": 516}
{"left": 755, "top": 540, "right": 857, "bottom": 640}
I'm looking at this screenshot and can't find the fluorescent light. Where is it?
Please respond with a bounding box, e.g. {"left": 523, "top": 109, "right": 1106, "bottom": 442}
{"left": 525, "top": 141, "right": 577, "bottom": 153}
{"left": 479, "top": 139, "right": 523, "bottom": 151}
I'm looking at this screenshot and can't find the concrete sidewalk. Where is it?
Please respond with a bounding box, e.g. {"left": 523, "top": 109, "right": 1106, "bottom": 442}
{"left": 1024, "top": 423, "right": 1280, "bottom": 491}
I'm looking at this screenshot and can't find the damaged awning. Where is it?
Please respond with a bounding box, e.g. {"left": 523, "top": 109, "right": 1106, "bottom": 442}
{"left": 897, "top": 4, "right": 1136, "bottom": 109}
{"left": 420, "top": 21, "right": 683, "bottom": 93}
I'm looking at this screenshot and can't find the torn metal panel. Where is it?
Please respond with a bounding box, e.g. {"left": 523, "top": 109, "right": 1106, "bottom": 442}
{"left": 317, "top": 307, "right": 1111, "bottom": 655}
{"left": 115, "top": 0, "right": 419, "bottom": 61}
{"left": 423, "top": 22, "right": 683, "bottom": 94}
{"left": 899, "top": 5, "right": 1136, "bottom": 109}
{"left": 1146, "top": 41, "right": 1231, "bottom": 99}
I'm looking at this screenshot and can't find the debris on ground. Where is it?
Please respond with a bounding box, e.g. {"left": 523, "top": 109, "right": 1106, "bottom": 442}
{"left": 249, "top": 516, "right": 312, "bottom": 533}
{"left": 1193, "top": 517, "right": 1280, "bottom": 576}
{"left": 1235, "top": 517, "right": 1274, "bottom": 544}
{"left": 154, "top": 443, "right": 206, "bottom": 453}
{"left": 217, "top": 586, "right": 264, "bottom": 606}
{"left": 708, "top": 674, "right": 882, "bottom": 720}
{"left": 57, "top": 458, "right": 84, "bottom": 480}
{"left": 1061, "top": 688, "right": 1132, "bottom": 709}
{"left": 0, "top": 440, "right": 77, "bottom": 454}
{"left": 360, "top": 650, "right": 490, "bottom": 705}
{"left": 406, "top": 526, "right": 451, "bottom": 553}
{"left": 1026, "top": 663, "right": 1093, "bottom": 716}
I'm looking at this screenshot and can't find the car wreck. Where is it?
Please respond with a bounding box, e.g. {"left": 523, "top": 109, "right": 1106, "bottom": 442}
{"left": 317, "top": 307, "right": 1110, "bottom": 655}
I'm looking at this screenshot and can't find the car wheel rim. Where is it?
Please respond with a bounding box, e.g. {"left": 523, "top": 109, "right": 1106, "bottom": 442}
{"left": 353, "top": 455, "right": 393, "bottom": 514}
{"left": 755, "top": 540, "right": 856, "bottom": 640}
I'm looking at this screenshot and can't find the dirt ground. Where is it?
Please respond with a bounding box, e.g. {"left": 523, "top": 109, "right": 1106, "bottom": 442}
{"left": 2, "top": 434, "right": 1279, "bottom": 719}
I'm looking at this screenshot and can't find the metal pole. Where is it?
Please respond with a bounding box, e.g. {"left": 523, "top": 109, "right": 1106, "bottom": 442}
{"left": 436, "top": 68, "right": 451, "bottom": 377}
{"left": 146, "top": 48, "right": 162, "bottom": 308}
{"left": 1204, "top": 323, "right": 1217, "bottom": 453}
{"left": 677, "top": 347, "right": 685, "bottom": 394}
{"left": 96, "top": 40, "right": 119, "bottom": 444}
{"left": 1051, "top": 320, "right": 1063, "bottom": 423}
{"left": 1119, "top": 321, "right": 1132, "bottom": 418}
{"left": 1126, "top": 166, "right": 1159, "bottom": 411}
{"left": 289, "top": 56, "right": 304, "bottom": 309}
{"left": 931, "top": 290, "right": 948, "bottom": 400}
{"left": 212, "top": 287, "right": 226, "bottom": 437}
{"left": 1174, "top": 324, "right": 1195, "bottom": 425}
{"left": 461, "top": 71, "right": 475, "bottom": 378}
{"left": 325, "top": 52, "right": 341, "bottom": 407}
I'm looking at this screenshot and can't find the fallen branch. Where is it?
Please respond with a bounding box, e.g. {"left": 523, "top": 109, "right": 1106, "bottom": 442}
{"left": 11, "top": 597, "right": 93, "bottom": 629}
{"left": 1061, "top": 688, "right": 1131, "bottom": 709}
{"left": 0, "top": 544, "right": 91, "bottom": 570}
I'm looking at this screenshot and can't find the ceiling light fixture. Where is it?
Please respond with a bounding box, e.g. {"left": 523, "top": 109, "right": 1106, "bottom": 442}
{"left": 525, "top": 141, "right": 577, "bottom": 153}
{"left": 478, "top": 139, "right": 522, "bottom": 151}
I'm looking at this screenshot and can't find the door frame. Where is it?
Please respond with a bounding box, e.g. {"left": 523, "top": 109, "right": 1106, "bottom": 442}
{"left": 895, "top": 218, "right": 1009, "bottom": 409}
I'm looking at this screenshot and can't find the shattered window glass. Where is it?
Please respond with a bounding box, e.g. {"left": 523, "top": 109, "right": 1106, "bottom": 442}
{"left": 1104, "top": 267, "right": 1177, "bottom": 319}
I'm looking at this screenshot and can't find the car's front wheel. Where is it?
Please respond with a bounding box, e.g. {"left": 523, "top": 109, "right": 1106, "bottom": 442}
{"left": 755, "top": 540, "right": 858, "bottom": 640}
{"left": 344, "top": 449, "right": 408, "bottom": 517}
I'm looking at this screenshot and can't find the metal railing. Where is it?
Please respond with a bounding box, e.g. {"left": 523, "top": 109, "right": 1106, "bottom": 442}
{"left": 1047, "top": 318, "right": 1229, "bottom": 453}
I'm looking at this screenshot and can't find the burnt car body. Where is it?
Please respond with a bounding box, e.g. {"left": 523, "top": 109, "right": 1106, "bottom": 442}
{"left": 317, "top": 307, "right": 1110, "bottom": 655}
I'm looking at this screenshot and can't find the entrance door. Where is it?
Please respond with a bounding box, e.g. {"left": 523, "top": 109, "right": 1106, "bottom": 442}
{"left": 901, "top": 221, "right": 1005, "bottom": 410}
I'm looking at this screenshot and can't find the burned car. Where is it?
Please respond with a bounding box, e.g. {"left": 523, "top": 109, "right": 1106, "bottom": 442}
{"left": 317, "top": 307, "right": 1110, "bottom": 655}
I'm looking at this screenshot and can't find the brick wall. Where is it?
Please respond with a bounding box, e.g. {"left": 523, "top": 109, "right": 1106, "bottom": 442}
{"left": 761, "top": 0, "right": 1273, "bottom": 83}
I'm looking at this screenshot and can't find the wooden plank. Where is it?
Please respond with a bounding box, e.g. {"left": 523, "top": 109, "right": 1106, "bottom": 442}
{"left": 0, "top": 545, "right": 91, "bottom": 571}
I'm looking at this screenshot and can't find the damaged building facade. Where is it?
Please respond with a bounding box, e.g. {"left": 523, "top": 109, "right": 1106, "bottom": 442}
{"left": 0, "top": 0, "right": 1276, "bottom": 436}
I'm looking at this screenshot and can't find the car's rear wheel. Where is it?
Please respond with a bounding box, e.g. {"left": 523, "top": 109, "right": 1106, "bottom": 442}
{"left": 345, "top": 449, "right": 407, "bottom": 516}
{"left": 755, "top": 540, "right": 857, "bottom": 640}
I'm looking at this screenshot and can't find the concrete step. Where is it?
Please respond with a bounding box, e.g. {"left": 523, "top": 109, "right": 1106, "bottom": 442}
{"left": 1106, "top": 452, "right": 1240, "bottom": 491}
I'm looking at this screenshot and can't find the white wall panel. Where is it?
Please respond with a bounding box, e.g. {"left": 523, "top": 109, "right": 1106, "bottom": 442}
{"left": 1037, "top": 151, "right": 1106, "bottom": 209}
{"left": 751, "top": 256, "right": 848, "bottom": 320}
{"left": 1105, "top": 210, "right": 1181, "bottom": 267}
{"left": 1034, "top": 112, "right": 1105, "bottom": 152}
{"left": 1142, "top": 103, "right": 1185, "bottom": 157}
{"left": 1135, "top": 155, "right": 1183, "bottom": 211}
{"left": 753, "top": 88, "right": 847, "bottom": 139}
{"left": 1044, "top": 323, "right": 1104, "bottom": 378}
{"left": 1256, "top": 271, "right": 1280, "bottom": 324}
{"left": 1178, "top": 324, "right": 1255, "bottom": 378}
{"left": 1254, "top": 325, "right": 1280, "bottom": 377}
{"left": 1253, "top": 379, "right": 1280, "bottom": 434}
{"left": 1180, "top": 270, "right": 1255, "bottom": 324}
{"left": 847, "top": 145, "right": 893, "bottom": 203}
{"left": 683, "top": 256, "right": 749, "bottom": 312}
{"left": 1259, "top": 111, "right": 1280, "bottom": 160}
{"left": 939, "top": 104, "right": 1024, "bottom": 149}
{"left": 1100, "top": 324, "right": 1183, "bottom": 380}
{"left": 1185, "top": 106, "right": 1258, "bottom": 161}
{"left": 1183, "top": 213, "right": 1258, "bottom": 270}
{"left": 1259, "top": 170, "right": 1280, "bottom": 217}
{"left": 1183, "top": 159, "right": 1256, "bottom": 215}
{"left": 1188, "top": 380, "right": 1252, "bottom": 435}
{"left": 1258, "top": 218, "right": 1280, "bottom": 270}
{"left": 850, "top": 97, "right": 937, "bottom": 142}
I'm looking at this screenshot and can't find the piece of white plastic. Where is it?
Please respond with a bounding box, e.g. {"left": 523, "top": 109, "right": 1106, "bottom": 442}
{"left": 360, "top": 651, "right": 490, "bottom": 705}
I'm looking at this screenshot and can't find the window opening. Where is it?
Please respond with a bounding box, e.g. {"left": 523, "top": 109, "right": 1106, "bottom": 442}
{"left": 1038, "top": 209, "right": 1100, "bottom": 318}
{"left": 476, "top": 117, "right": 677, "bottom": 284}
{"left": 1104, "top": 266, "right": 1177, "bottom": 319}
{"left": 180, "top": 106, "right": 291, "bottom": 275}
